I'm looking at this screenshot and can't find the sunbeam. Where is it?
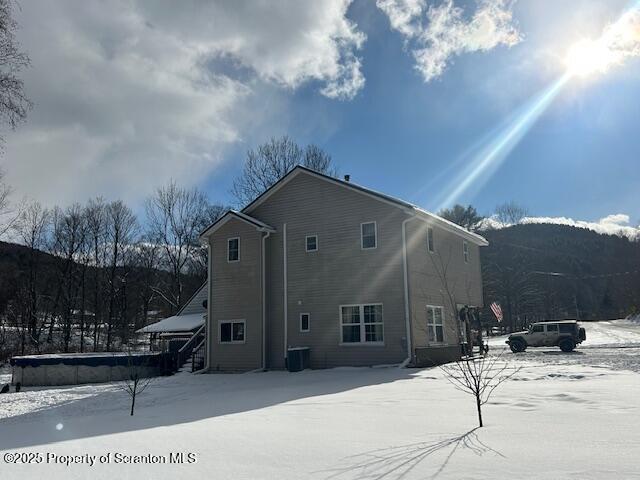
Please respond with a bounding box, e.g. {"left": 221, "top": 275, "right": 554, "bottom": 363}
{"left": 432, "top": 0, "right": 640, "bottom": 211}
{"left": 435, "top": 73, "right": 570, "bottom": 212}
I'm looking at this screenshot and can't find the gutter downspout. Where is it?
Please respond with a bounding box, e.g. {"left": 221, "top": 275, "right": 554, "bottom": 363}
{"left": 283, "top": 223, "right": 288, "bottom": 365}
{"left": 205, "top": 242, "right": 212, "bottom": 372}
{"left": 401, "top": 215, "right": 416, "bottom": 367}
{"left": 261, "top": 231, "right": 271, "bottom": 371}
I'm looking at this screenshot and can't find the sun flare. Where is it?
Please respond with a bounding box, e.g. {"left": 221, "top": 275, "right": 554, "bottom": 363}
{"left": 565, "top": 39, "right": 617, "bottom": 77}
{"left": 564, "top": 4, "right": 640, "bottom": 78}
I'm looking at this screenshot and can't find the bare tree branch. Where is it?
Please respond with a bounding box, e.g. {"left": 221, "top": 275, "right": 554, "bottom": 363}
{"left": 439, "top": 349, "right": 520, "bottom": 427}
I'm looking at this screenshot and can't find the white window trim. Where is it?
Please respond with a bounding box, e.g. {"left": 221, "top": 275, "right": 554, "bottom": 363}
{"left": 339, "top": 303, "right": 384, "bottom": 346}
{"left": 227, "top": 237, "right": 240, "bottom": 263}
{"left": 426, "top": 305, "right": 445, "bottom": 344}
{"left": 300, "top": 313, "right": 310, "bottom": 332}
{"left": 463, "top": 240, "right": 469, "bottom": 263}
{"left": 219, "top": 319, "right": 246, "bottom": 344}
{"left": 427, "top": 227, "right": 435, "bottom": 253}
{"left": 305, "top": 235, "right": 318, "bottom": 252}
{"left": 360, "top": 221, "right": 377, "bottom": 250}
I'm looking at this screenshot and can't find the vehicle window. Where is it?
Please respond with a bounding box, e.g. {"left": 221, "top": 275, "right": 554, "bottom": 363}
{"left": 559, "top": 323, "right": 574, "bottom": 333}
{"left": 546, "top": 324, "right": 558, "bottom": 332}
{"left": 532, "top": 325, "right": 544, "bottom": 333}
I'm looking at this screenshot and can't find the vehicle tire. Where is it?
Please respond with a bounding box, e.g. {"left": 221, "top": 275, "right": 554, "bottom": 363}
{"left": 509, "top": 338, "right": 526, "bottom": 353}
{"left": 559, "top": 338, "right": 575, "bottom": 352}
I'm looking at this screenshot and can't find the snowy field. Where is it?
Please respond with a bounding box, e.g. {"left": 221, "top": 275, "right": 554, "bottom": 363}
{"left": 1, "top": 320, "right": 640, "bottom": 480}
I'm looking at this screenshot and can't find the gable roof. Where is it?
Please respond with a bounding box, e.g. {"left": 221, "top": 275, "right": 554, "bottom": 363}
{"left": 243, "top": 165, "right": 488, "bottom": 246}
{"left": 136, "top": 313, "right": 204, "bottom": 334}
{"left": 176, "top": 281, "right": 208, "bottom": 316}
{"left": 200, "top": 210, "right": 275, "bottom": 240}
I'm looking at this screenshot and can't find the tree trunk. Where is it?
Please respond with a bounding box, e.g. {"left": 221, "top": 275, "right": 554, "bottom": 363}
{"left": 476, "top": 394, "right": 483, "bottom": 428}
{"left": 80, "top": 265, "right": 86, "bottom": 353}
{"left": 130, "top": 377, "right": 137, "bottom": 416}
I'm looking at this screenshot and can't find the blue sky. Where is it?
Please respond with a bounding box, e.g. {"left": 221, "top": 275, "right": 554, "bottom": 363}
{"left": 206, "top": 0, "right": 640, "bottom": 222}
{"left": 5, "top": 0, "right": 640, "bottom": 229}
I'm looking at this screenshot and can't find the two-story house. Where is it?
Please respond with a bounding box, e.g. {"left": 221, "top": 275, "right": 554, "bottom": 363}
{"left": 198, "top": 166, "right": 488, "bottom": 371}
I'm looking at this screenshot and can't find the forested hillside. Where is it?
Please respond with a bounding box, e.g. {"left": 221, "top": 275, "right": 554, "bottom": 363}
{"left": 0, "top": 241, "right": 204, "bottom": 361}
{"left": 481, "top": 224, "right": 640, "bottom": 330}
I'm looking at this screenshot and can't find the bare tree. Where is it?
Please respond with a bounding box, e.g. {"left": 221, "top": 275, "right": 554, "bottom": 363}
{"left": 303, "top": 144, "right": 336, "bottom": 175}
{"left": 46, "top": 204, "right": 85, "bottom": 350}
{"left": 11, "top": 200, "right": 49, "bottom": 345}
{"left": 131, "top": 237, "right": 162, "bottom": 330}
{"left": 425, "top": 244, "right": 465, "bottom": 344}
{"left": 119, "top": 349, "right": 155, "bottom": 416}
{"left": 0, "top": 0, "right": 32, "bottom": 143}
{"left": 0, "top": 168, "right": 18, "bottom": 236}
{"left": 145, "top": 181, "right": 216, "bottom": 311}
{"left": 439, "top": 350, "right": 519, "bottom": 427}
{"left": 231, "top": 135, "right": 337, "bottom": 206}
{"left": 85, "top": 197, "right": 107, "bottom": 350}
{"left": 495, "top": 201, "right": 529, "bottom": 225}
{"left": 190, "top": 202, "right": 226, "bottom": 278}
{"left": 105, "top": 200, "right": 138, "bottom": 350}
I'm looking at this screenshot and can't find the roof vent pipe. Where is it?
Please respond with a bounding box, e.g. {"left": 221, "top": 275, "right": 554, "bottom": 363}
{"left": 344, "top": 174, "right": 350, "bottom": 182}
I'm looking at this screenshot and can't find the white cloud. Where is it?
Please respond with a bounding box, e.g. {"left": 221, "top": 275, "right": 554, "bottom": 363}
{"left": 376, "top": 0, "right": 425, "bottom": 38}
{"left": 481, "top": 213, "right": 640, "bottom": 240}
{"left": 377, "top": 0, "right": 521, "bottom": 81}
{"left": 3, "top": 0, "right": 365, "bottom": 207}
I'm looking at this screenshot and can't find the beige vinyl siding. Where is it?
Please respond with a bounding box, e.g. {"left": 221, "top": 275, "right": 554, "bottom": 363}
{"left": 250, "top": 171, "right": 410, "bottom": 368}
{"left": 208, "top": 218, "right": 263, "bottom": 371}
{"left": 405, "top": 219, "right": 483, "bottom": 350}
{"left": 178, "top": 283, "right": 207, "bottom": 316}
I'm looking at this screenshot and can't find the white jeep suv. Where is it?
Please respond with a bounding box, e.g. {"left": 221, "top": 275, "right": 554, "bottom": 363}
{"left": 506, "top": 320, "right": 586, "bottom": 353}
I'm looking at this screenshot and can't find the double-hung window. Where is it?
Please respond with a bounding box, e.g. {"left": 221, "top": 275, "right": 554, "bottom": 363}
{"left": 228, "top": 237, "right": 240, "bottom": 262}
{"left": 427, "top": 305, "right": 444, "bottom": 343}
{"left": 361, "top": 222, "right": 377, "bottom": 249}
{"left": 220, "top": 320, "right": 245, "bottom": 343}
{"left": 463, "top": 241, "right": 469, "bottom": 263}
{"left": 427, "top": 227, "right": 435, "bottom": 253}
{"left": 340, "top": 304, "right": 383, "bottom": 344}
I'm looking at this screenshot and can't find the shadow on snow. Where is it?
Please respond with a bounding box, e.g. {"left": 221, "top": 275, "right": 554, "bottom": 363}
{"left": 0, "top": 367, "right": 414, "bottom": 450}
{"left": 320, "top": 427, "right": 504, "bottom": 480}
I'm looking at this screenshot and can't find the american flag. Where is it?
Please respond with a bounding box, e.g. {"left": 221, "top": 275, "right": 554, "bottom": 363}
{"left": 490, "top": 302, "right": 503, "bottom": 322}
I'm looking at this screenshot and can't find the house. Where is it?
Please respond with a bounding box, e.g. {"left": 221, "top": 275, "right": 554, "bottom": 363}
{"left": 196, "top": 166, "right": 488, "bottom": 372}
{"left": 136, "top": 283, "right": 207, "bottom": 351}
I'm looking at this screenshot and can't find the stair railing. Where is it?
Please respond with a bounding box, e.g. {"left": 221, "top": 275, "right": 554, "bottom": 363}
{"left": 176, "top": 323, "right": 205, "bottom": 370}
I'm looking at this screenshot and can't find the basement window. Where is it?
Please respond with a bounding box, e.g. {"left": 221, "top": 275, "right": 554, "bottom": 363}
{"left": 220, "top": 320, "right": 245, "bottom": 343}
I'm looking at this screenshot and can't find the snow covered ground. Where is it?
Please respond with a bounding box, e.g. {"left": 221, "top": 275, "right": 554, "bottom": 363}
{"left": 1, "top": 320, "right": 640, "bottom": 479}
